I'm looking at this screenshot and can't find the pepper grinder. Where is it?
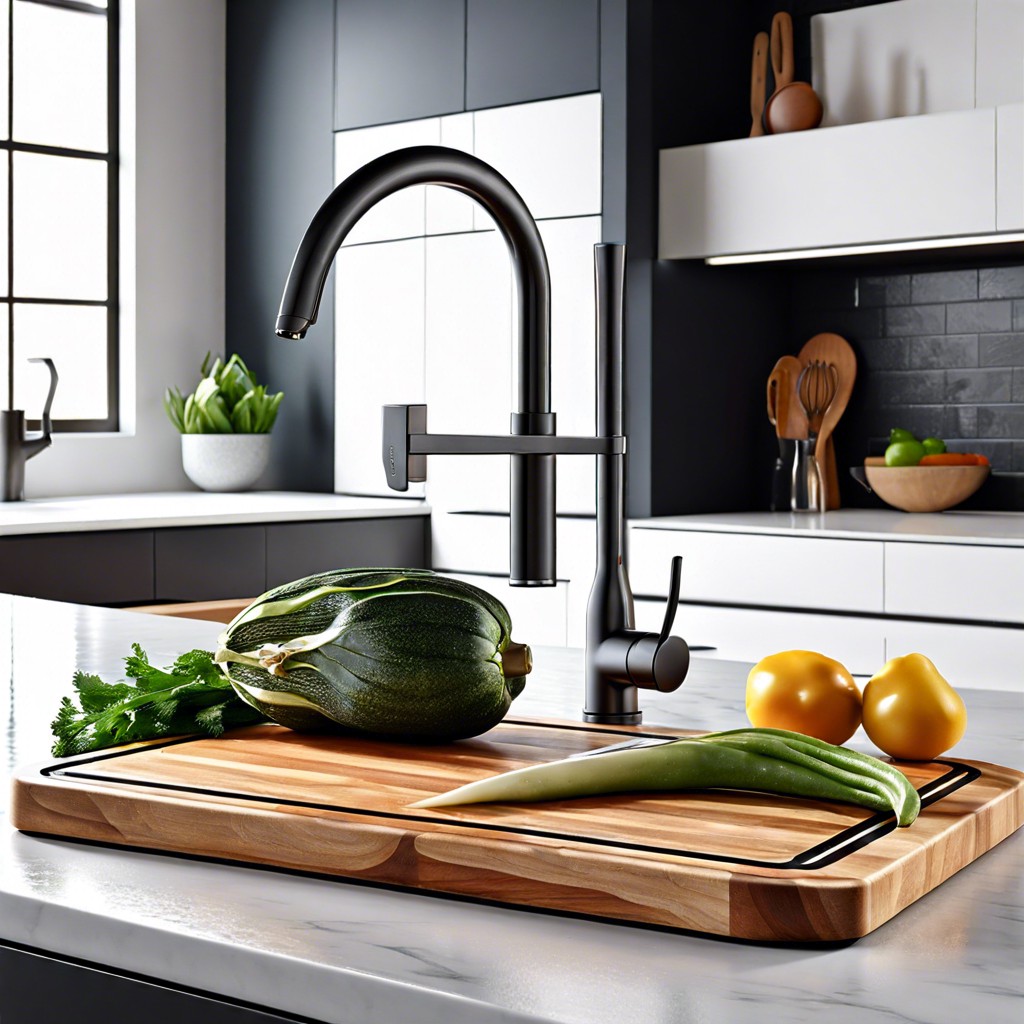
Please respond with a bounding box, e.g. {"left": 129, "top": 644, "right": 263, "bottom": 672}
{"left": 1, "top": 357, "right": 59, "bottom": 501}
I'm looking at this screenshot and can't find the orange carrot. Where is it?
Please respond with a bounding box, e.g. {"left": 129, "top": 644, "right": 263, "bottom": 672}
{"left": 919, "top": 453, "right": 989, "bottom": 466}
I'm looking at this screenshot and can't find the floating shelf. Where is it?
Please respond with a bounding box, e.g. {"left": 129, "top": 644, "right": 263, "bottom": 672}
{"left": 659, "top": 105, "right": 1023, "bottom": 262}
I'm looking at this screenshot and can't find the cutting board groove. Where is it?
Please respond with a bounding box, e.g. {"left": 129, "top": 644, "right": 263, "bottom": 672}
{"left": 12, "top": 720, "right": 1023, "bottom": 943}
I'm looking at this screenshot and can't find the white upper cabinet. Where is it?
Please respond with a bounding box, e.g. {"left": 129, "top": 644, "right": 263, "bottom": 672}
{"left": 661, "top": 0, "right": 1023, "bottom": 262}
{"left": 334, "top": 239, "right": 426, "bottom": 497}
{"left": 660, "top": 107, "right": 1014, "bottom": 260}
{"left": 334, "top": 119, "right": 439, "bottom": 245}
{"left": 473, "top": 93, "right": 602, "bottom": 222}
{"left": 332, "top": 94, "right": 603, "bottom": 513}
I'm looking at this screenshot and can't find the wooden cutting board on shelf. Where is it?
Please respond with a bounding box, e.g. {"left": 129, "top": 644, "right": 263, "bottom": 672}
{"left": 12, "top": 720, "right": 1023, "bottom": 944}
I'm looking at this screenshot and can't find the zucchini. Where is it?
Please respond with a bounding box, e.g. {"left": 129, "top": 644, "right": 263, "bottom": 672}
{"left": 214, "top": 568, "right": 532, "bottom": 741}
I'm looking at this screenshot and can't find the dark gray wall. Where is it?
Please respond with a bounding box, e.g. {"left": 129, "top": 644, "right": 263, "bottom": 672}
{"left": 226, "top": 0, "right": 336, "bottom": 492}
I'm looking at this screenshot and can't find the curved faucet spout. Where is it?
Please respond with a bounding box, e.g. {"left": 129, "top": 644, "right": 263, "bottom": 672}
{"left": 277, "top": 145, "right": 551, "bottom": 416}
{"left": 277, "top": 145, "right": 556, "bottom": 587}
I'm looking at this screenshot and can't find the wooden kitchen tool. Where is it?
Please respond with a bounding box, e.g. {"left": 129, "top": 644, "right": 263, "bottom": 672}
{"left": 767, "top": 355, "right": 806, "bottom": 511}
{"left": 13, "top": 720, "right": 1024, "bottom": 943}
{"left": 763, "top": 12, "right": 823, "bottom": 134}
{"left": 799, "top": 333, "right": 857, "bottom": 509}
{"left": 749, "top": 31, "right": 769, "bottom": 137}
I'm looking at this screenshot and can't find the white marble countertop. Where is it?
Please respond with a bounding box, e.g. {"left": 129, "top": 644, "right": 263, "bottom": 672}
{"left": 631, "top": 509, "right": 1024, "bottom": 546}
{"left": 0, "top": 492, "right": 428, "bottom": 536}
{"left": 1, "top": 596, "right": 1022, "bottom": 1023}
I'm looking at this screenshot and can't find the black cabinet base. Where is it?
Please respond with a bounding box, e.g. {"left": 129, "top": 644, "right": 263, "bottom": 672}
{"left": 0, "top": 942, "right": 317, "bottom": 1024}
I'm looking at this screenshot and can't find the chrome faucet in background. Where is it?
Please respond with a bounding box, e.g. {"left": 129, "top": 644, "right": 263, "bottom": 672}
{"left": 276, "top": 146, "right": 688, "bottom": 724}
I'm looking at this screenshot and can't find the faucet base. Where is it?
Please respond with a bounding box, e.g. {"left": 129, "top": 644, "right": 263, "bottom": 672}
{"left": 583, "top": 710, "right": 642, "bottom": 726}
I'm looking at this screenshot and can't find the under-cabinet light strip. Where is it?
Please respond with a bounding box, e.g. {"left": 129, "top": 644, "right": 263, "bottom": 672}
{"left": 704, "top": 232, "right": 1024, "bottom": 265}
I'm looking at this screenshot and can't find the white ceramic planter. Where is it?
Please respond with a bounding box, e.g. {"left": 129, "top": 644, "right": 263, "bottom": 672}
{"left": 181, "top": 434, "right": 271, "bottom": 492}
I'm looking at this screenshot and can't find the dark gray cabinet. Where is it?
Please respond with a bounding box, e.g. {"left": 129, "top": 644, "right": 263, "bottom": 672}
{"left": 0, "top": 530, "right": 154, "bottom": 605}
{"left": 155, "top": 526, "right": 266, "bottom": 602}
{"left": 331, "top": 0, "right": 600, "bottom": 130}
{"left": 465, "top": 0, "right": 599, "bottom": 109}
{"left": 0, "top": 516, "right": 429, "bottom": 606}
{"left": 266, "top": 517, "right": 429, "bottom": 588}
{"left": 0, "top": 943, "right": 307, "bottom": 1024}
{"left": 334, "top": 0, "right": 465, "bottom": 129}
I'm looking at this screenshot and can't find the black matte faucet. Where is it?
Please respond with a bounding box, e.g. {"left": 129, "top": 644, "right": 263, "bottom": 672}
{"left": 277, "top": 146, "right": 688, "bottom": 724}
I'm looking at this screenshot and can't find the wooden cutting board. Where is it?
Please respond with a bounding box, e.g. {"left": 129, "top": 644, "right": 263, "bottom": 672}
{"left": 12, "top": 720, "right": 1023, "bottom": 943}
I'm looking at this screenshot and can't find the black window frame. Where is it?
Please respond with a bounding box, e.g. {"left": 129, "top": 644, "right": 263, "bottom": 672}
{"left": 4, "top": 0, "right": 120, "bottom": 433}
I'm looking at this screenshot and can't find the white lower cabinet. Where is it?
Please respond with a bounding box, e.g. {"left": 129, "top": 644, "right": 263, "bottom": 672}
{"left": 634, "top": 600, "right": 887, "bottom": 676}
{"left": 628, "top": 527, "right": 884, "bottom": 613}
{"left": 884, "top": 620, "right": 1023, "bottom": 692}
{"left": 885, "top": 542, "right": 1024, "bottom": 624}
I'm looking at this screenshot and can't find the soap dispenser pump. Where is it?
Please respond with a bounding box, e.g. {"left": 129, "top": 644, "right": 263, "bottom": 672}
{"left": 1, "top": 357, "right": 59, "bottom": 501}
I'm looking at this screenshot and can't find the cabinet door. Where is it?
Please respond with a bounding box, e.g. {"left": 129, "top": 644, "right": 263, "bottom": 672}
{"left": 154, "top": 527, "right": 266, "bottom": 602}
{"left": 634, "top": 600, "right": 887, "bottom": 676}
{"left": 0, "top": 531, "right": 154, "bottom": 605}
{"left": 884, "top": 619, "right": 1024, "bottom": 692}
{"left": 334, "top": 0, "right": 465, "bottom": 130}
{"left": 465, "top": 0, "right": 599, "bottom": 110}
{"left": 884, "top": 542, "right": 1024, "bottom": 625}
{"left": 628, "top": 528, "right": 885, "bottom": 614}
{"left": 0, "top": 943, "right": 304, "bottom": 1024}
{"left": 265, "top": 518, "right": 428, "bottom": 588}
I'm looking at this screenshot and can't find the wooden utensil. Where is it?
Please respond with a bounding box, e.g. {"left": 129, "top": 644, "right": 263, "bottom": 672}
{"left": 767, "top": 356, "right": 807, "bottom": 510}
{"left": 763, "top": 12, "right": 823, "bottom": 134}
{"left": 13, "top": 720, "right": 1024, "bottom": 943}
{"left": 749, "top": 31, "right": 769, "bottom": 137}
{"left": 799, "top": 333, "right": 857, "bottom": 509}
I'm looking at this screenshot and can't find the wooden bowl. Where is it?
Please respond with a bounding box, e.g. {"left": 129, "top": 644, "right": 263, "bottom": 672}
{"left": 864, "top": 464, "right": 989, "bottom": 512}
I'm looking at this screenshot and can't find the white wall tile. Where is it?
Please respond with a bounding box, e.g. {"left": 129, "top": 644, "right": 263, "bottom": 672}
{"left": 425, "top": 112, "right": 477, "bottom": 235}
{"left": 977, "top": 0, "right": 1024, "bottom": 107}
{"left": 334, "top": 238, "right": 425, "bottom": 497}
{"left": 473, "top": 93, "right": 602, "bottom": 224}
{"left": 539, "top": 216, "right": 600, "bottom": 514}
{"left": 445, "top": 571, "right": 568, "bottom": 647}
{"left": 811, "top": 0, "right": 977, "bottom": 127}
{"left": 424, "top": 230, "right": 513, "bottom": 511}
{"left": 431, "top": 511, "right": 510, "bottom": 574}
{"left": 334, "top": 118, "right": 439, "bottom": 245}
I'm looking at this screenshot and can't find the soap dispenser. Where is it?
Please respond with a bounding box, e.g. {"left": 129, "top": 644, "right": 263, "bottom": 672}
{"left": 1, "top": 357, "right": 59, "bottom": 501}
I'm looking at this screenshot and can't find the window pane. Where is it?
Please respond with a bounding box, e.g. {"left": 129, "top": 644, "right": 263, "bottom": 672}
{"left": 0, "top": 1, "right": 9, "bottom": 141}
{"left": 12, "top": 1, "right": 108, "bottom": 152}
{"left": 13, "top": 303, "right": 108, "bottom": 421}
{"left": 14, "top": 152, "right": 107, "bottom": 300}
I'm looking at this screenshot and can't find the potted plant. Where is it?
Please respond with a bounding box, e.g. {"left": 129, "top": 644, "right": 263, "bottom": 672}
{"left": 164, "top": 353, "right": 284, "bottom": 492}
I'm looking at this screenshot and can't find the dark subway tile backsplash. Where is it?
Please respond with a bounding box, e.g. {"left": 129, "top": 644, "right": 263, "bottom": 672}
{"left": 979, "top": 266, "right": 1024, "bottom": 299}
{"left": 947, "top": 299, "right": 1013, "bottom": 334}
{"left": 910, "top": 269, "right": 977, "bottom": 304}
{"left": 794, "top": 262, "right": 1024, "bottom": 511}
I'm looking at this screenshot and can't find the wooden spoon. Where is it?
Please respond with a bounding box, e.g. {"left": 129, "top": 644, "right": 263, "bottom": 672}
{"left": 767, "top": 355, "right": 806, "bottom": 440}
{"left": 767, "top": 355, "right": 806, "bottom": 511}
{"left": 797, "top": 333, "right": 857, "bottom": 510}
{"left": 750, "top": 31, "right": 769, "bottom": 137}
{"left": 763, "top": 12, "right": 823, "bottom": 134}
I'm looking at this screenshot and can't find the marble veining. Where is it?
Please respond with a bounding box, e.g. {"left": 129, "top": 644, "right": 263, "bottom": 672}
{"left": 1, "top": 597, "right": 1021, "bottom": 1023}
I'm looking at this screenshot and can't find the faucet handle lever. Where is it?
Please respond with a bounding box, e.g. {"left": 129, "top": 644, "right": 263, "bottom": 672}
{"left": 659, "top": 555, "right": 683, "bottom": 643}
{"left": 624, "top": 556, "right": 689, "bottom": 694}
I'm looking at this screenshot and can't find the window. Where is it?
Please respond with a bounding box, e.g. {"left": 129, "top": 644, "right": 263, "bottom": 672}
{"left": 1, "top": 0, "right": 119, "bottom": 431}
